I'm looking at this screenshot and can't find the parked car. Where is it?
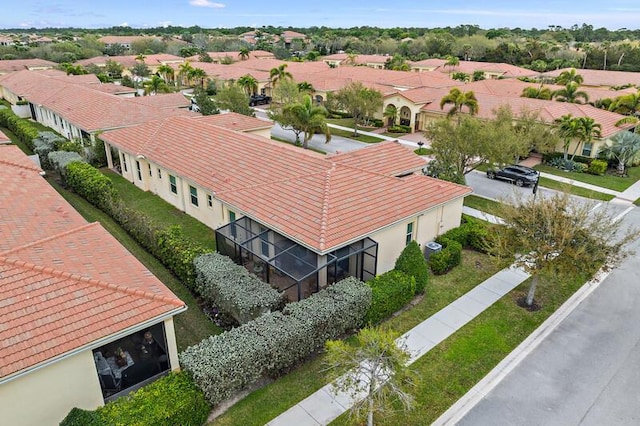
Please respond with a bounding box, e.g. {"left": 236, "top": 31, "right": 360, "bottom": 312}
{"left": 249, "top": 94, "right": 271, "bottom": 106}
{"left": 486, "top": 165, "right": 539, "bottom": 187}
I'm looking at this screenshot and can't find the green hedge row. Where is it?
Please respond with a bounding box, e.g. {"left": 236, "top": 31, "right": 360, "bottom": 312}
{"left": 429, "top": 238, "right": 462, "bottom": 275}
{"left": 180, "top": 278, "right": 371, "bottom": 406}
{"left": 436, "top": 217, "right": 489, "bottom": 253}
{"left": 64, "top": 162, "right": 211, "bottom": 288}
{"left": 194, "top": 253, "right": 285, "bottom": 325}
{"left": 0, "top": 108, "right": 39, "bottom": 150}
{"left": 364, "top": 270, "right": 416, "bottom": 325}
{"left": 394, "top": 240, "right": 429, "bottom": 294}
{"left": 60, "top": 372, "right": 210, "bottom": 426}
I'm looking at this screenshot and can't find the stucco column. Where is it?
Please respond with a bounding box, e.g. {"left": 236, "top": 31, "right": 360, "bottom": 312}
{"left": 104, "top": 142, "right": 114, "bottom": 169}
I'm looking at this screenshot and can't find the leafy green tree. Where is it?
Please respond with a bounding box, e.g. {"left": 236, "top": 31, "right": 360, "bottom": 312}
{"left": 193, "top": 86, "right": 219, "bottom": 116}
{"left": 325, "top": 327, "right": 415, "bottom": 426}
{"left": 279, "top": 95, "right": 331, "bottom": 149}
{"left": 333, "top": 82, "right": 383, "bottom": 136}
{"left": 488, "top": 191, "right": 637, "bottom": 308}
{"left": 394, "top": 240, "right": 429, "bottom": 294}
{"left": 130, "top": 61, "right": 151, "bottom": 79}
{"left": 199, "top": 51, "right": 213, "bottom": 63}
{"left": 270, "top": 78, "right": 303, "bottom": 108}
{"left": 237, "top": 74, "right": 258, "bottom": 96}
{"left": 104, "top": 59, "right": 123, "bottom": 79}
{"left": 609, "top": 91, "right": 640, "bottom": 116}
{"left": 472, "top": 70, "right": 486, "bottom": 81}
{"left": 439, "top": 88, "right": 479, "bottom": 122}
{"left": 60, "top": 63, "right": 87, "bottom": 75}
{"left": 598, "top": 131, "right": 640, "bottom": 176}
{"left": 143, "top": 75, "right": 172, "bottom": 95}
{"left": 552, "top": 82, "right": 589, "bottom": 104}
{"left": 521, "top": 85, "right": 553, "bottom": 100}
{"left": 188, "top": 67, "right": 207, "bottom": 88}
{"left": 215, "top": 82, "right": 254, "bottom": 116}
{"left": 451, "top": 72, "right": 470, "bottom": 82}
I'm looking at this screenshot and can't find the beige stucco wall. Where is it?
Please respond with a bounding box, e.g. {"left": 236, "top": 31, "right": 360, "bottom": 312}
{"left": 369, "top": 197, "right": 465, "bottom": 274}
{"left": 247, "top": 127, "right": 272, "bottom": 139}
{"left": 0, "top": 351, "right": 104, "bottom": 426}
{"left": 384, "top": 95, "right": 424, "bottom": 130}
{"left": 33, "top": 105, "right": 84, "bottom": 140}
{"left": 555, "top": 137, "right": 608, "bottom": 159}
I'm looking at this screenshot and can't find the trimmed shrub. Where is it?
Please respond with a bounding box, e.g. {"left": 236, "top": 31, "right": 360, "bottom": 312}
{"left": 587, "top": 159, "right": 608, "bottom": 175}
{"left": 387, "top": 124, "right": 411, "bottom": 133}
{"left": 364, "top": 270, "right": 415, "bottom": 325}
{"left": 48, "top": 151, "right": 84, "bottom": 180}
{"left": 394, "top": 240, "right": 429, "bottom": 294}
{"left": 429, "top": 238, "right": 462, "bottom": 275}
{"left": 194, "top": 253, "right": 285, "bottom": 324}
{"left": 180, "top": 277, "right": 371, "bottom": 406}
{"left": 436, "top": 218, "right": 489, "bottom": 253}
{"left": 56, "top": 139, "right": 84, "bottom": 154}
{"left": 156, "top": 226, "right": 210, "bottom": 289}
{"left": 33, "top": 137, "right": 57, "bottom": 169}
{"left": 65, "top": 161, "right": 117, "bottom": 211}
{"left": 98, "top": 372, "right": 210, "bottom": 426}
{"left": 0, "top": 108, "right": 39, "bottom": 150}
{"left": 60, "top": 408, "right": 103, "bottom": 426}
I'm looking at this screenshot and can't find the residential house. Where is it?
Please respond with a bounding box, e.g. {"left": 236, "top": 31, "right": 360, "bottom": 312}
{"left": 0, "top": 144, "right": 186, "bottom": 426}
{"left": 321, "top": 53, "right": 391, "bottom": 69}
{"left": 101, "top": 116, "right": 471, "bottom": 302}
{"left": 540, "top": 68, "right": 640, "bottom": 88}
{"left": 76, "top": 53, "right": 185, "bottom": 76}
{"left": 0, "top": 58, "right": 57, "bottom": 75}
{"left": 410, "top": 58, "right": 539, "bottom": 80}
{"left": 187, "top": 50, "right": 276, "bottom": 63}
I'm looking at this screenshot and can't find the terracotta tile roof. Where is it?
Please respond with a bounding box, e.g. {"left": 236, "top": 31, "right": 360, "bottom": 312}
{"left": 541, "top": 68, "right": 640, "bottom": 87}
{"left": 187, "top": 50, "right": 276, "bottom": 62}
{"left": 130, "top": 92, "right": 191, "bottom": 109}
{"left": 101, "top": 117, "right": 470, "bottom": 253}
{"left": 192, "top": 112, "right": 273, "bottom": 132}
{"left": 0, "top": 130, "right": 9, "bottom": 144}
{"left": 312, "top": 66, "right": 456, "bottom": 91}
{"left": 90, "top": 83, "right": 138, "bottom": 95}
{"left": 411, "top": 58, "right": 539, "bottom": 78}
{"left": 0, "top": 145, "right": 184, "bottom": 379}
{"left": 321, "top": 53, "right": 390, "bottom": 65}
{"left": 0, "top": 58, "right": 57, "bottom": 73}
{"left": 187, "top": 62, "right": 271, "bottom": 82}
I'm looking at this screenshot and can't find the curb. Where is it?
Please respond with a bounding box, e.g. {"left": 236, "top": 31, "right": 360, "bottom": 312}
{"left": 432, "top": 265, "right": 613, "bottom": 426}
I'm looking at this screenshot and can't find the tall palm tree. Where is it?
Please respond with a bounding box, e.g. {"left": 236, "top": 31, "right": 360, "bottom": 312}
{"left": 269, "top": 64, "right": 292, "bottom": 88}
{"left": 439, "top": 88, "right": 479, "bottom": 122}
{"left": 282, "top": 95, "right": 331, "bottom": 149}
{"left": 552, "top": 82, "right": 589, "bottom": 104}
{"left": 156, "top": 64, "right": 175, "bottom": 85}
{"left": 135, "top": 53, "right": 146, "bottom": 63}
{"left": 571, "top": 117, "right": 601, "bottom": 160}
{"left": 143, "top": 75, "right": 171, "bottom": 95}
{"left": 383, "top": 104, "right": 398, "bottom": 126}
{"left": 598, "top": 131, "right": 640, "bottom": 176}
{"left": 555, "top": 69, "right": 584, "bottom": 85}
{"left": 556, "top": 114, "right": 583, "bottom": 160}
{"left": 237, "top": 74, "right": 258, "bottom": 96}
{"left": 445, "top": 55, "right": 460, "bottom": 71}
{"left": 238, "top": 47, "right": 250, "bottom": 61}
{"left": 521, "top": 85, "right": 553, "bottom": 100}
{"left": 297, "top": 81, "right": 314, "bottom": 94}
{"left": 609, "top": 91, "right": 640, "bottom": 116}
{"left": 178, "top": 61, "right": 194, "bottom": 87}
{"left": 345, "top": 52, "right": 358, "bottom": 66}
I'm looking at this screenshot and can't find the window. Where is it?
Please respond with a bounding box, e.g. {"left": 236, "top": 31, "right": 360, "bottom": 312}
{"left": 148, "top": 164, "right": 152, "bottom": 177}
{"left": 207, "top": 194, "right": 213, "bottom": 208}
{"left": 157, "top": 168, "right": 162, "bottom": 179}
{"left": 136, "top": 161, "right": 142, "bottom": 181}
{"left": 405, "top": 222, "right": 414, "bottom": 245}
{"left": 229, "top": 210, "right": 236, "bottom": 222}
{"left": 582, "top": 143, "right": 593, "bottom": 157}
{"left": 169, "top": 175, "right": 177, "bottom": 194}
{"left": 122, "top": 154, "right": 128, "bottom": 172}
{"left": 189, "top": 185, "right": 198, "bottom": 206}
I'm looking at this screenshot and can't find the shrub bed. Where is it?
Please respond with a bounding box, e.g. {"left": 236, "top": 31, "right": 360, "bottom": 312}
{"left": 429, "top": 238, "right": 462, "bottom": 275}
{"left": 48, "top": 151, "right": 84, "bottom": 180}
{"left": 587, "top": 159, "right": 608, "bottom": 175}
{"left": 0, "top": 108, "right": 39, "bottom": 150}
{"left": 394, "top": 240, "right": 429, "bottom": 294}
{"left": 180, "top": 277, "right": 371, "bottom": 406}
{"left": 193, "top": 253, "right": 285, "bottom": 324}
{"left": 364, "top": 270, "right": 415, "bottom": 325}
{"left": 65, "top": 161, "right": 117, "bottom": 212}
{"left": 60, "top": 372, "right": 210, "bottom": 426}
{"left": 387, "top": 124, "right": 411, "bottom": 133}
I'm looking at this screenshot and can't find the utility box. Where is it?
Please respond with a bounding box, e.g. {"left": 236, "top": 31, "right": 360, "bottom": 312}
{"left": 424, "top": 241, "right": 442, "bottom": 260}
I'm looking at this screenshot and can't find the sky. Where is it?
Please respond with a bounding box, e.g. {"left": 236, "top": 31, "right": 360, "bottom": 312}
{"left": 2, "top": 0, "right": 640, "bottom": 30}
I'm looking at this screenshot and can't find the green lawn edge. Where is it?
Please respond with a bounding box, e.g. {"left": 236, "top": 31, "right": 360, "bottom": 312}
{"left": 534, "top": 163, "right": 640, "bottom": 192}
{"left": 463, "top": 194, "right": 502, "bottom": 216}
{"left": 538, "top": 177, "right": 615, "bottom": 201}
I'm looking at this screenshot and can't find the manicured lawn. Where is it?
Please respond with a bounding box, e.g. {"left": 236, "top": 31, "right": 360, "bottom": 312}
{"left": 102, "top": 170, "right": 217, "bottom": 252}
{"left": 330, "top": 127, "right": 385, "bottom": 144}
{"left": 414, "top": 147, "right": 433, "bottom": 156}
{"left": 211, "top": 251, "right": 505, "bottom": 426}
{"left": 463, "top": 194, "right": 502, "bottom": 217}
{"left": 47, "top": 178, "right": 222, "bottom": 351}
{"left": 538, "top": 177, "right": 615, "bottom": 201}
{"left": 271, "top": 136, "right": 327, "bottom": 155}
{"left": 331, "top": 270, "right": 592, "bottom": 425}
{"left": 326, "top": 117, "right": 356, "bottom": 127}
{"left": 534, "top": 164, "right": 640, "bottom": 192}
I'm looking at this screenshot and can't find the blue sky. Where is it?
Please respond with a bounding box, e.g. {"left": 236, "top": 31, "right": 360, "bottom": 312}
{"left": 2, "top": 0, "right": 640, "bottom": 30}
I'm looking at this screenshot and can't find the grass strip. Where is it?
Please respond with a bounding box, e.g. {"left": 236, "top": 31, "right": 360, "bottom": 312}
{"left": 463, "top": 195, "right": 502, "bottom": 217}
{"left": 534, "top": 164, "right": 640, "bottom": 192}
{"left": 538, "top": 177, "right": 615, "bottom": 201}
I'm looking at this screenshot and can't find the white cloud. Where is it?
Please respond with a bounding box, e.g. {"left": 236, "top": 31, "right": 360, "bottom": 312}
{"left": 189, "top": 0, "right": 225, "bottom": 8}
{"left": 159, "top": 20, "right": 172, "bottom": 28}
{"left": 119, "top": 22, "right": 129, "bottom": 27}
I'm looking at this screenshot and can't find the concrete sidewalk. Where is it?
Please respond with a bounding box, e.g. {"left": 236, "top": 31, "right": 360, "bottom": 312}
{"left": 267, "top": 265, "right": 530, "bottom": 426}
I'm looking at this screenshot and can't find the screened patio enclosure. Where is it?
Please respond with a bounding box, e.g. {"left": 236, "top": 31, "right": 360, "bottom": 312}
{"left": 216, "top": 216, "right": 378, "bottom": 301}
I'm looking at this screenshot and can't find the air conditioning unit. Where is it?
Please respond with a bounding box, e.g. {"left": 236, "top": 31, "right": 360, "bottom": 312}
{"left": 423, "top": 241, "right": 442, "bottom": 260}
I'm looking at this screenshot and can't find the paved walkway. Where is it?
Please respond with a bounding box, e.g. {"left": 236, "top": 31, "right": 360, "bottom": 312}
{"left": 267, "top": 265, "right": 530, "bottom": 426}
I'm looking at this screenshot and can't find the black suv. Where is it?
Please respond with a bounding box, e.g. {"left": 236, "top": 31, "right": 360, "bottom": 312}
{"left": 249, "top": 94, "right": 271, "bottom": 106}
{"left": 486, "top": 165, "right": 539, "bottom": 187}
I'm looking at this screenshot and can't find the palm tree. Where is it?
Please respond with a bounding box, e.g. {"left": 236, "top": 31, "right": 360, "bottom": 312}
{"left": 521, "top": 85, "right": 553, "bottom": 100}
{"left": 156, "top": 64, "right": 175, "bottom": 85}
{"left": 383, "top": 104, "right": 398, "bottom": 126}
{"left": 269, "top": 64, "right": 292, "bottom": 88}
{"left": 188, "top": 67, "right": 207, "bottom": 88}
{"left": 178, "top": 61, "right": 194, "bottom": 87}
{"left": 445, "top": 55, "right": 460, "bottom": 71}
{"left": 571, "top": 117, "right": 601, "bottom": 160}
{"left": 602, "top": 41, "right": 611, "bottom": 70}
{"left": 282, "top": 95, "right": 331, "bottom": 149}
{"left": 345, "top": 52, "right": 358, "bottom": 66}
{"left": 598, "top": 131, "right": 640, "bottom": 176}
{"left": 135, "top": 53, "right": 146, "bottom": 63}
{"left": 237, "top": 74, "right": 258, "bottom": 96}
{"left": 609, "top": 91, "right": 640, "bottom": 116}
{"left": 297, "top": 81, "right": 314, "bottom": 94}
{"left": 238, "top": 47, "right": 250, "bottom": 61}
{"left": 555, "top": 69, "right": 584, "bottom": 85}
{"left": 552, "top": 82, "right": 589, "bottom": 104}
{"left": 439, "top": 88, "right": 479, "bottom": 122}
{"left": 143, "top": 75, "right": 171, "bottom": 95}
{"left": 556, "top": 114, "right": 583, "bottom": 160}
